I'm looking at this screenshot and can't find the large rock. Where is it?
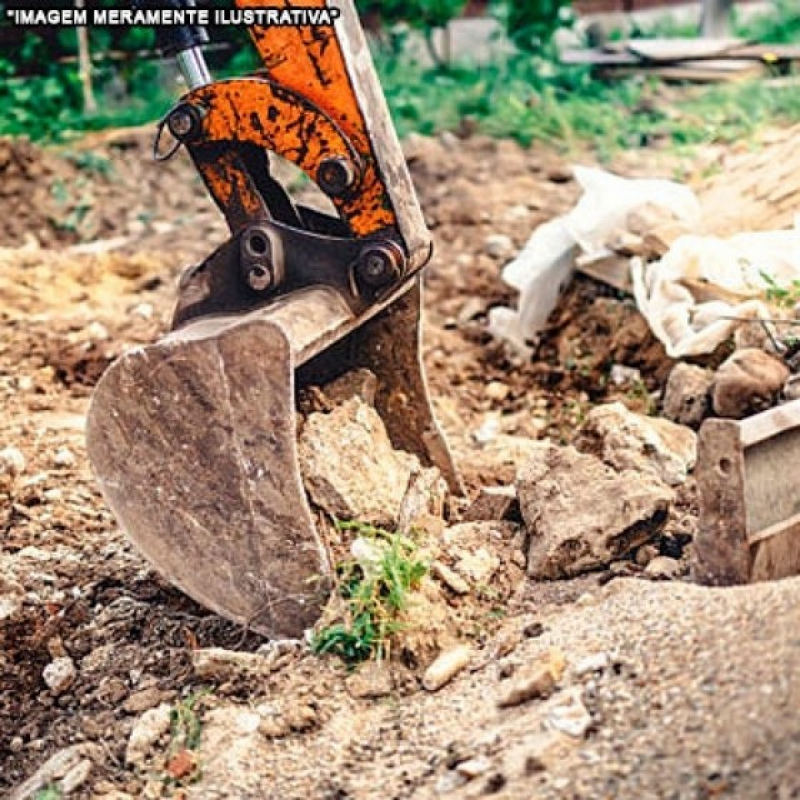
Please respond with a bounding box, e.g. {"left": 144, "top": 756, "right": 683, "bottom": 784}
{"left": 712, "top": 348, "right": 790, "bottom": 419}
{"left": 299, "top": 397, "right": 438, "bottom": 527}
{"left": 517, "top": 442, "right": 673, "bottom": 579}
{"left": 578, "top": 402, "right": 697, "bottom": 487}
{"left": 662, "top": 363, "right": 714, "bottom": 429}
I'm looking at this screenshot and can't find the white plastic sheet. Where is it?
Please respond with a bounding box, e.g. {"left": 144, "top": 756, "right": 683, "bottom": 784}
{"left": 489, "top": 166, "right": 700, "bottom": 354}
{"left": 489, "top": 165, "right": 800, "bottom": 359}
{"left": 633, "top": 228, "right": 800, "bottom": 357}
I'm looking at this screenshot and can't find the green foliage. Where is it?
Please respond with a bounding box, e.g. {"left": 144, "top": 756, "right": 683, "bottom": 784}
{"left": 311, "top": 524, "right": 428, "bottom": 666}
{"left": 761, "top": 270, "right": 800, "bottom": 309}
{"left": 491, "top": 0, "right": 575, "bottom": 53}
{"left": 34, "top": 788, "right": 61, "bottom": 800}
{"left": 170, "top": 688, "right": 212, "bottom": 755}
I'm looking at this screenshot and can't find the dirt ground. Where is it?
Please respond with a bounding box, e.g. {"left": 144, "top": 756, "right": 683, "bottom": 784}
{"left": 2, "top": 126, "right": 800, "bottom": 799}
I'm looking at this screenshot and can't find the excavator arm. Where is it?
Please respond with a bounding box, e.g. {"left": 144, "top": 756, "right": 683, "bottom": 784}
{"left": 86, "top": 0, "right": 457, "bottom": 638}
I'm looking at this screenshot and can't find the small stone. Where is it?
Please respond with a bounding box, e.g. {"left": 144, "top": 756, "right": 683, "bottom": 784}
{"left": 456, "top": 756, "right": 492, "bottom": 780}
{"left": 609, "top": 364, "right": 642, "bottom": 387}
{"left": 126, "top": 704, "right": 172, "bottom": 766}
{"left": 53, "top": 448, "right": 76, "bottom": 468}
{"left": 59, "top": 758, "right": 93, "bottom": 795}
{"left": 712, "top": 349, "right": 790, "bottom": 419}
{"left": 574, "top": 652, "right": 610, "bottom": 678}
{"left": 193, "top": 647, "right": 287, "bottom": 681}
{"left": 432, "top": 561, "right": 470, "bottom": 595}
{"left": 497, "top": 648, "right": 566, "bottom": 708}
{"left": 10, "top": 736, "right": 23, "bottom": 753}
{"left": 123, "top": 687, "right": 164, "bottom": 715}
{"left": 43, "top": 657, "right": 77, "bottom": 695}
{"left": 644, "top": 556, "right": 683, "bottom": 581}
{"left": 462, "top": 486, "right": 519, "bottom": 523}
{"left": 486, "top": 381, "right": 510, "bottom": 402}
{"left": 662, "top": 363, "right": 714, "bottom": 429}
{"left": 485, "top": 234, "right": 515, "bottom": 260}
{"left": 0, "top": 446, "right": 25, "bottom": 491}
{"left": 635, "top": 544, "right": 659, "bottom": 568}
{"left": 423, "top": 645, "right": 473, "bottom": 692}
{"left": 345, "top": 660, "right": 394, "bottom": 699}
{"left": 547, "top": 689, "right": 592, "bottom": 738}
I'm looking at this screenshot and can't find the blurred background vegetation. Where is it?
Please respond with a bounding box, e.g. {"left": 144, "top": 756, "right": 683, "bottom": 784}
{"left": 0, "top": 0, "right": 799, "bottom": 151}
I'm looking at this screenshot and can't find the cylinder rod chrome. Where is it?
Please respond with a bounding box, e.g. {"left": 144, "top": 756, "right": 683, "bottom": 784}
{"left": 176, "top": 46, "right": 212, "bottom": 90}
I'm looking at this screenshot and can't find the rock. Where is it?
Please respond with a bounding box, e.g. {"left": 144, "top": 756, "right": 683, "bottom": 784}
{"left": 123, "top": 687, "right": 165, "bottom": 715}
{"left": 423, "top": 645, "right": 473, "bottom": 691}
{"left": 52, "top": 447, "right": 76, "bottom": 468}
{"left": 456, "top": 756, "right": 492, "bottom": 780}
{"left": 579, "top": 402, "right": 697, "bottom": 487}
{"left": 58, "top": 758, "right": 93, "bottom": 795}
{"left": 432, "top": 561, "right": 470, "bottom": 595}
{"left": 345, "top": 660, "right": 394, "bottom": 699}
{"left": 463, "top": 485, "right": 519, "bottom": 523}
{"left": 784, "top": 374, "right": 800, "bottom": 403}
{"left": 125, "top": 704, "right": 172, "bottom": 766}
{"left": 485, "top": 233, "right": 515, "bottom": 260}
{"left": 395, "top": 465, "right": 449, "bottom": 534}
{"left": 43, "top": 657, "right": 77, "bottom": 695}
{"left": 472, "top": 433, "right": 542, "bottom": 484}
{"left": 547, "top": 689, "right": 592, "bottom": 738}
{"left": 192, "top": 647, "right": 289, "bottom": 681}
{"left": 322, "top": 368, "right": 378, "bottom": 407}
{"left": 574, "top": 652, "right": 610, "bottom": 678}
{"left": 0, "top": 571, "right": 24, "bottom": 621}
{"left": 9, "top": 744, "right": 102, "bottom": 800}
{"left": 497, "top": 648, "right": 566, "bottom": 709}
{"left": 0, "top": 445, "right": 25, "bottom": 492}
{"left": 299, "top": 397, "right": 424, "bottom": 526}
{"left": 662, "top": 363, "right": 714, "bottom": 429}
{"left": 609, "top": 364, "right": 642, "bottom": 387}
{"left": 517, "top": 442, "right": 673, "bottom": 579}
{"left": 644, "top": 556, "right": 683, "bottom": 581}
{"left": 442, "top": 521, "right": 521, "bottom": 587}
{"left": 712, "top": 349, "right": 789, "bottom": 419}
{"left": 635, "top": 544, "right": 659, "bottom": 568}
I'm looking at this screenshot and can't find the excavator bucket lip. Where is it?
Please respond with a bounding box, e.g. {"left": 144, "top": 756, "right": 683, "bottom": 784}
{"left": 86, "top": 301, "right": 338, "bottom": 638}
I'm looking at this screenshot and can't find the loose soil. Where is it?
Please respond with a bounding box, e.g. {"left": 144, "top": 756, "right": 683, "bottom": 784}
{"left": 1, "top": 126, "right": 799, "bottom": 799}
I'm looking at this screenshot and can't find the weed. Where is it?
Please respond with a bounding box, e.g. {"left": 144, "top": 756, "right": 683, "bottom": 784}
{"left": 311, "top": 523, "right": 428, "bottom": 666}
{"left": 34, "top": 788, "right": 61, "bottom": 800}
{"left": 169, "top": 688, "right": 212, "bottom": 757}
{"left": 761, "top": 270, "right": 800, "bottom": 310}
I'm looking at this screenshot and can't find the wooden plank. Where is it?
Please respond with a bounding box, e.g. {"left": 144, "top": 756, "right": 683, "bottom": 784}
{"left": 627, "top": 37, "right": 745, "bottom": 62}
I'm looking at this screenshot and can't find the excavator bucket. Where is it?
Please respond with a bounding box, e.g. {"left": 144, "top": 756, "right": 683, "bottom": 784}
{"left": 86, "top": 0, "right": 458, "bottom": 637}
{"left": 87, "top": 281, "right": 455, "bottom": 638}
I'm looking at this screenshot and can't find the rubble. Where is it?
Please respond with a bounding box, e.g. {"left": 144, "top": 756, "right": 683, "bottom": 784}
{"left": 547, "top": 689, "right": 592, "bottom": 738}
{"left": 299, "top": 396, "right": 437, "bottom": 527}
{"left": 662, "top": 363, "right": 714, "bottom": 428}
{"left": 711, "top": 348, "right": 790, "bottom": 419}
{"left": 497, "top": 648, "right": 566, "bottom": 709}
{"left": 125, "top": 704, "right": 172, "bottom": 767}
{"left": 42, "top": 657, "right": 77, "bottom": 695}
{"left": 9, "top": 745, "right": 102, "bottom": 800}
{"left": 579, "top": 402, "right": 697, "bottom": 487}
{"left": 517, "top": 442, "right": 673, "bottom": 579}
